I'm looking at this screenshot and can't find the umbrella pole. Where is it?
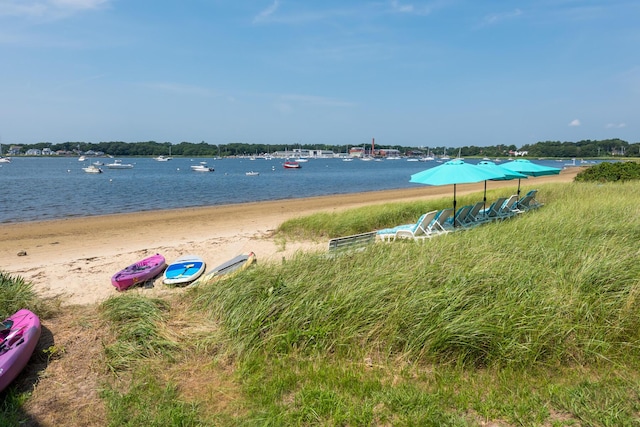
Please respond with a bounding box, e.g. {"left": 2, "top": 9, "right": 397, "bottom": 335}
{"left": 517, "top": 178, "right": 521, "bottom": 197}
{"left": 483, "top": 180, "right": 487, "bottom": 213}
{"left": 453, "top": 184, "right": 457, "bottom": 228}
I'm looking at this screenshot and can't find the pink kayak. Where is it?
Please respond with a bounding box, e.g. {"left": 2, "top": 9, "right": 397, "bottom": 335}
{"left": 0, "top": 309, "right": 42, "bottom": 392}
{"left": 111, "top": 253, "right": 166, "bottom": 291}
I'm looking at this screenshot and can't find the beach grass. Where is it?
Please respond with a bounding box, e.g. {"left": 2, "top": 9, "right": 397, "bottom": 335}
{"left": 3, "top": 180, "right": 640, "bottom": 425}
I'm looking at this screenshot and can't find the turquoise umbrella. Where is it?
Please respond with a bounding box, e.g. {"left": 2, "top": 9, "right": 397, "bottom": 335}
{"left": 410, "top": 159, "right": 506, "bottom": 227}
{"left": 476, "top": 160, "right": 528, "bottom": 213}
{"left": 500, "top": 159, "right": 561, "bottom": 197}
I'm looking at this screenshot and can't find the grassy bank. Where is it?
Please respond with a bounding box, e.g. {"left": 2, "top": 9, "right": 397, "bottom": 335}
{"left": 3, "top": 181, "right": 640, "bottom": 425}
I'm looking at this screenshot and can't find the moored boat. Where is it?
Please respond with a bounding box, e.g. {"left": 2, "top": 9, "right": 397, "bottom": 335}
{"left": 82, "top": 164, "right": 103, "bottom": 174}
{"left": 191, "top": 162, "right": 214, "bottom": 172}
{"left": 106, "top": 159, "right": 134, "bottom": 169}
{"left": 283, "top": 161, "right": 301, "bottom": 169}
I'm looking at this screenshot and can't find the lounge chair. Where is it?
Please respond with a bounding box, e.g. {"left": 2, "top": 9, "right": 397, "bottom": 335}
{"left": 465, "top": 201, "right": 491, "bottom": 226}
{"left": 516, "top": 190, "right": 543, "bottom": 211}
{"left": 377, "top": 210, "right": 440, "bottom": 242}
{"left": 496, "top": 195, "right": 520, "bottom": 219}
{"left": 432, "top": 208, "right": 454, "bottom": 232}
{"left": 448, "top": 205, "right": 472, "bottom": 229}
{"left": 481, "top": 197, "right": 507, "bottom": 221}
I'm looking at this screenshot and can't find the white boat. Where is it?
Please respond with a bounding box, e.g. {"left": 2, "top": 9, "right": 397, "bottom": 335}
{"left": 106, "top": 159, "right": 134, "bottom": 169}
{"left": 78, "top": 156, "right": 87, "bottom": 162}
{"left": 245, "top": 171, "right": 259, "bottom": 176}
{"left": 154, "top": 146, "right": 172, "bottom": 161}
{"left": 342, "top": 157, "right": 353, "bottom": 162}
{"left": 0, "top": 143, "right": 10, "bottom": 162}
{"left": 191, "top": 162, "right": 214, "bottom": 172}
{"left": 93, "top": 160, "right": 104, "bottom": 166}
{"left": 82, "top": 165, "right": 103, "bottom": 174}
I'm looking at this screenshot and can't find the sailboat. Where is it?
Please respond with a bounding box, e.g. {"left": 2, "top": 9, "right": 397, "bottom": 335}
{"left": 154, "top": 145, "right": 173, "bottom": 161}
{"left": 0, "top": 143, "right": 11, "bottom": 163}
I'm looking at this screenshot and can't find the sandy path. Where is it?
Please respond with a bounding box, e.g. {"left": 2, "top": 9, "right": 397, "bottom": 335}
{"left": 0, "top": 167, "right": 581, "bottom": 306}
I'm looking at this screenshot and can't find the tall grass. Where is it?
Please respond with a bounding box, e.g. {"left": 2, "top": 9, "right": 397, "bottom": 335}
{"left": 99, "top": 294, "right": 178, "bottom": 372}
{"left": 192, "top": 182, "right": 640, "bottom": 368}
{"left": 101, "top": 366, "right": 204, "bottom": 427}
{"left": 0, "top": 271, "right": 40, "bottom": 319}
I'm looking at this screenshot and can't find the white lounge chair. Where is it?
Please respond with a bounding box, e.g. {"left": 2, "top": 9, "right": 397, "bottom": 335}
{"left": 496, "top": 195, "right": 519, "bottom": 219}
{"left": 432, "top": 208, "right": 454, "bottom": 232}
{"left": 377, "top": 210, "right": 440, "bottom": 242}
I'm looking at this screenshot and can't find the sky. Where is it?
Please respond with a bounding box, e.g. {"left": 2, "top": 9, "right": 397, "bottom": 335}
{"left": 0, "top": 0, "right": 638, "bottom": 148}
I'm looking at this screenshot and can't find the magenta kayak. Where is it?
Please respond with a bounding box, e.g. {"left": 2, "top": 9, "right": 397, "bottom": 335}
{"left": 0, "top": 309, "right": 42, "bottom": 392}
{"left": 111, "top": 253, "right": 166, "bottom": 291}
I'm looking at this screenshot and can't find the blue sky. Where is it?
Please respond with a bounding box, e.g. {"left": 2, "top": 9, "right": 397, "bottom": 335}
{"left": 0, "top": 0, "right": 638, "bottom": 148}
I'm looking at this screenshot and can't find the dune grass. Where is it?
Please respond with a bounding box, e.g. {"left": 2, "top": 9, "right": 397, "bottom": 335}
{"left": 4, "top": 180, "right": 640, "bottom": 425}
{"left": 0, "top": 271, "right": 46, "bottom": 320}
{"left": 185, "top": 181, "right": 640, "bottom": 424}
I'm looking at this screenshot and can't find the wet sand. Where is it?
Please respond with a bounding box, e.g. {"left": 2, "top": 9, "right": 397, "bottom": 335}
{"left": 0, "top": 167, "right": 581, "bottom": 305}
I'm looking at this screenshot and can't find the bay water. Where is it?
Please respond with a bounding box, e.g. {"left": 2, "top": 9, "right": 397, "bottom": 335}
{"left": 0, "top": 156, "right": 576, "bottom": 224}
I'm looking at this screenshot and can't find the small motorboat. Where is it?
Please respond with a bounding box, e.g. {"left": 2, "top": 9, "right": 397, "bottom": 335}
{"left": 191, "top": 162, "right": 214, "bottom": 172}
{"left": 245, "top": 171, "right": 259, "bottom": 176}
{"left": 283, "top": 161, "right": 301, "bottom": 169}
{"left": 82, "top": 165, "right": 103, "bottom": 174}
{"left": 106, "top": 159, "right": 134, "bottom": 169}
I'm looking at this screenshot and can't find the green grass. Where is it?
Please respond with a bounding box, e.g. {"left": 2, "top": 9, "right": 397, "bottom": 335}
{"left": 4, "top": 180, "right": 640, "bottom": 426}
{"left": 0, "top": 271, "right": 43, "bottom": 320}
{"left": 99, "top": 294, "right": 179, "bottom": 372}
{"left": 100, "top": 367, "right": 204, "bottom": 427}
{"left": 185, "top": 181, "right": 640, "bottom": 424}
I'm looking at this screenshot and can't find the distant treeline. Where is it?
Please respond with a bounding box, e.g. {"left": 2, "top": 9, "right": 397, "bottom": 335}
{"left": 11, "top": 138, "right": 640, "bottom": 158}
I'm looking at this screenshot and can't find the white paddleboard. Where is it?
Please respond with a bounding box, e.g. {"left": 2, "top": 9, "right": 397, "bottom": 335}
{"left": 163, "top": 255, "right": 206, "bottom": 285}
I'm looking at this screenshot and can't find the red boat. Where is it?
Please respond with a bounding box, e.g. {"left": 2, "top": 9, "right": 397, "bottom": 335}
{"left": 283, "top": 161, "right": 301, "bottom": 169}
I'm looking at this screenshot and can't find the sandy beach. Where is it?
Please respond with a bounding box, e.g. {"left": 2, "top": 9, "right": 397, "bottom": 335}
{"left": 0, "top": 167, "right": 581, "bottom": 306}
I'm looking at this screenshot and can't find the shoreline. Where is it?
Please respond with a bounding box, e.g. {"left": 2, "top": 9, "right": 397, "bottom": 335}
{"left": 0, "top": 168, "right": 582, "bottom": 306}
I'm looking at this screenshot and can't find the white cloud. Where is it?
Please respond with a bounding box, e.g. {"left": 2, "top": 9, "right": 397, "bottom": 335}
{"left": 0, "top": 0, "right": 108, "bottom": 18}
{"left": 569, "top": 119, "right": 581, "bottom": 126}
{"left": 605, "top": 122, "right": 626, "bottom": 128}
{"left": 479, "top": 8, "right": 522, "bottom": 27}
{"left": 389, "top": 0, "right": 434, "bottom": 16}
{"left": 390, "top": 1, "right": 414, "bottom": 13}
{"left": 253, "top": 0, "right": 280, "bottom": 23}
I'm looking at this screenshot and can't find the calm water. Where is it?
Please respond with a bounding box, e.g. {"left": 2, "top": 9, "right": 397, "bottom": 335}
{"left": 0, "top": 156, "right": 579, "bottom": 224}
